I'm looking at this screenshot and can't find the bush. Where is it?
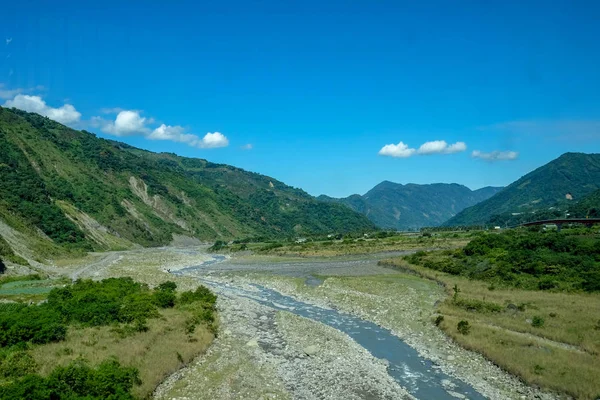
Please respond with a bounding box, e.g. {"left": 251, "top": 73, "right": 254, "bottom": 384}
{"left": 457, "top": 320, "right": 471, "bottom": 335}
{"left": 532, "top": 316, "right": 545, "bottom": 328}
{"left": 153, "top": 281, "right": 177, "bottom": 308}
{"left": 153, "top": 290, "right": 176, "bottom": 308}
{"left": 179, "top": 285, "right": 217, "bottom": 305}
{"left": 0, "top": 359, "right": 140, "bottom": 400}
{"left": 0, "top": 351, "right": 37, "bottom": 378}
{"left": 0, "top": 277, "right": 186, "bottom": 349}
{"left": 454, "top": 298, "right": 503, "bottom": 313}
{"left": 209, "top": 240, "right": 227, "bottom": 251}
{"left": 434, "top": 315, "right": 444, "bottom": 326}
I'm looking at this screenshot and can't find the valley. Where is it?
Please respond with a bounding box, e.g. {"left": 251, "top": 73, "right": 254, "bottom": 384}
{"left": 12, "top": 242, "right": 572, "bottom": 400}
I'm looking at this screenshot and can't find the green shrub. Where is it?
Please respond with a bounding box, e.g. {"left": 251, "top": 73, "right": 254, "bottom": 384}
{"left": 0, "top": 351, "right": 37, "bottom": 378}
{"left": 209, "top": 240, "right": 227, "bottom": 251}
{"left": 532, "top": 316, "right": 545, "bottom": 328}
{"left": 179, "top": 285, "right": 217, "bottom": 305}
{"left": 454, "top": 298, "right": 503, "bottom": 313}
{"left": 434, "top": 315, "right": 444, "bottom": 326}
{"left": 0, "top": 277, "right": 187, "bottom": 349}
{"left": 457, "top": 320, "right": 471, "bottom": 335}
{"left": 0, "top": 359, "right": 140, "bottom": 400}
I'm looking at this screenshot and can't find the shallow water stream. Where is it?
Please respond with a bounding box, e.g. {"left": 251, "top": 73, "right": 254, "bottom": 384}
{"left": 174, "top": 256, "right": 487, "bottom": 400}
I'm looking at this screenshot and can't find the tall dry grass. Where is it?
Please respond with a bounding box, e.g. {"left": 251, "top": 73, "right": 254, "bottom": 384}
{"left": 382, "top": 257, "right": 600, "bottom": 399}
{"left": 32, "top": 306, "right": 214, "bottom": 398}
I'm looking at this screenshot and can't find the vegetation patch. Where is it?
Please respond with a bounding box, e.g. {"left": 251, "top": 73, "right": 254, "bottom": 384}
{"left": 0, "top": 276, "right": 218, "bottom": 398}
{"left": 383, "top": 230, "right": 600, "bottom": 399}
{"left": 404, "top": 229, "right": 600, "bottom": 292}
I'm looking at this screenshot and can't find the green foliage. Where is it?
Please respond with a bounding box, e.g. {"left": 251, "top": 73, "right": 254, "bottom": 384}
{"left": 209, "top": 240, "right": 227, "bottom": 251}
{"left": 0, "top": 303, "right": 66, "bottom": 346}
{"left": 0, "top": 351, "right": 38, "bottom": 378}
{"left": 532, "top": 316, "right": 545, "bottom": 328}
{"left": 0, "top": 359, "right": 140, "bottom": 399}
{"left": 406, "top": 230, "right": 600, "bottom": 292}
{"left": 434, "top": 315, "right": 444, "bottom": 326}
{"left": 457, "top": 320, "right": 471, "bottom": 335}
{"left": 570, "top": 189, "right": 600, "bottom": 218}
{"left": 454, "top": 298, "right": 503, "bottom": 313}
{"left": 153, "top": 281, "right": 177, "bottom": 308}
{"left": 47, "top": 278, "right": 160, "bottom": 326}
{"left": 0, "top": 278, "right": 213, "bottom": 349}
{"left": 179, "top": 285, "right": 217, "bottom": 306}
{"left": 178, "top": 285, "right": 218, "bottom": 334}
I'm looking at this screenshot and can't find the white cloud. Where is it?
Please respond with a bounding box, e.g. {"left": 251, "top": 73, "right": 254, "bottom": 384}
{"left": 379, "top": 140, "right": 466, "bottom": 158}
{"left": 5, "top": 38, "right": 12, "bottom": 45}
{"left": 148, "top": 125, "right": 229, "bottom": 149}
{"left": 471, "top": 150, "right": 519, "bottom": 161}
{"left": 100, "top": 110, "right": 149, "bottom": 136}
{"left": 0, "top": 84, "right": 22, "bottom": 99}
{"left": 3, "top": 94, "right": 81, "bottom": 124}
{"left": 378, "top": 142, "right": 416, "bottom": 158}
{"left": 241, "top": 143, "right": 253, "bottom": 150}
{"left": 416, "top": 140, "right": 466, "bottom": 155}
{"left": 201, "top": 132, "right": 229, "bottom": 148}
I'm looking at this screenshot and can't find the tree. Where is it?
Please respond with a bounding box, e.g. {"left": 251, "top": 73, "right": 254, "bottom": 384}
{"left": 0, "top": 257, "right": 5, "bottom": 274}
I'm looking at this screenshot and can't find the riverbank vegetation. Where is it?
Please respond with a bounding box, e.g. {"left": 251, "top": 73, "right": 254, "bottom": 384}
{"left": 382, "top": 228, "right": 600, "bottom": 399}
{"left": 0, "top": 276, "right": 217, "bottom": 398}
{"left": 212, "top": 230, "right": 473, "bottom": 256}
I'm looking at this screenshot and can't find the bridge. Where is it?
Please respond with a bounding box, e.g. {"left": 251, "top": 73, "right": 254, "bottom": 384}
{"left": 519, "top": 218, "right": 600, "bottom": 231}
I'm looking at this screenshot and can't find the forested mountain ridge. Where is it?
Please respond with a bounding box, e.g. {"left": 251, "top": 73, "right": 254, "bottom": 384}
{"left": 319, "top": 182, "right": 503, "bottom": 230}
{"left": 445, "top": 152, "right": 600, "bottom": 226}
{"left": 0, "top": 107, "right": 374, "bottom": 260}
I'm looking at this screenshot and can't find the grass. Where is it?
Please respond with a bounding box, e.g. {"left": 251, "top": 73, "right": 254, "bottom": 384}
{"left": 382, "top": 257, "right": 600, "bottom": 399}
{"left": 0, "top": 248, "right": 220, "bottom": 398}
{"left": 236, "top": 233, "right": 471, "bottom": 257}
{"left": 31, "top": 303, "right": 215, "bottom": 398}
{"left": 0, "top": 275, "right": 68, "bottom": 302}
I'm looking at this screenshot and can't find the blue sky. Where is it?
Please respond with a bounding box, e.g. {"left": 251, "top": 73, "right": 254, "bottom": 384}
{"left": 1, "top": 1, "right": 599, "bottom": 197}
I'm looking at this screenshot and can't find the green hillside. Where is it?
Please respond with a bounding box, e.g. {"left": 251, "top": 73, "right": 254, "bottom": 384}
{"left": 570, "top": 188, "right": 600, "bottom": 218}
{"left": 320, "top": 182, "right": 502, "bottom": 230}
{"left": 0, "top": 107, "right": 374, "bottom": 260}
{"left": 445, "top": 153, "right": 600, "bottom": 226}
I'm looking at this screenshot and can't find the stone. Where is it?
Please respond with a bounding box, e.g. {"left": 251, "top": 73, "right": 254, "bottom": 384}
{"left": 304, "top": 345, "right": 319, "bottom": 356}
{"left": 246, "top": 339, "right": 259, "bottom": 347}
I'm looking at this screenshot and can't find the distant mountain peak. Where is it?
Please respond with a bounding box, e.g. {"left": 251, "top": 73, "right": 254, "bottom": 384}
{"left": 322, "top": 181, "right": 503, "bottom": 230}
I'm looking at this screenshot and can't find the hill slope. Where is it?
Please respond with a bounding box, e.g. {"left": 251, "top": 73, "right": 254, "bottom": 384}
{"left": 570, "top": 189, "right": 600, "bottom": 218}
{"left": 445, "top": 153, "right": 600, "bottom": 226}
{"left": 320, "top": 182, "right": 503, "bottom": 230}
{"left": 0, "top": 107, "right": 374, "bottom": 260}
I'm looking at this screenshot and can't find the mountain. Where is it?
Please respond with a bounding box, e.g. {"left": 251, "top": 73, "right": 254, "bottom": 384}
{"left": 319, "top": 182, "right": 503, "bottom": 230}
{"left": 0, "top": 107, "right": 375, "bottom": 260}
{"left": 570, "top": 189, "right": 600, "bottom": 218}
{"left": 445, "top": 153, "right": 600, "bottom": 226}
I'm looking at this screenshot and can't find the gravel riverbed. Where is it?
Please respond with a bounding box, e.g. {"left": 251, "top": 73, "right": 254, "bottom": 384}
{"left": 61, "top": 247, "right": 558, "bottom": 399}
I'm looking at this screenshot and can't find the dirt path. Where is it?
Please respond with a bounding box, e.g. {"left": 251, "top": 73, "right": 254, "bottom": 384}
{"left": 69, "top": 252, "right": 123, "bottom": 280}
